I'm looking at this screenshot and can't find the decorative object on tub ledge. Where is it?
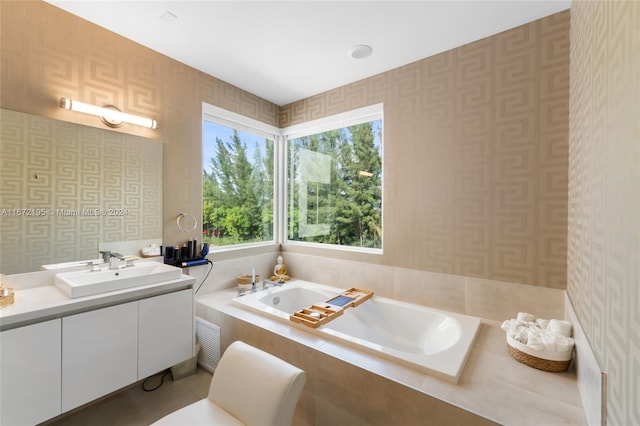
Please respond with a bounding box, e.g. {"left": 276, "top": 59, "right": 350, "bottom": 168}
{"left": 290, "top": 287, "right": 374, "bottom": 328}
{"left": 237, "top": 273, "right": 262, "bottom": 293}
{"left": 59, "top": 97, "right": 158, "bottom": 129}
{"left": 0, "top": 284, "right": 15, "bottom": 308}
{"left": 270, "top": 255, "right": 291, "bottom": 283}
{"left": 501, "top": 313, "right": 574, "bottom": 372}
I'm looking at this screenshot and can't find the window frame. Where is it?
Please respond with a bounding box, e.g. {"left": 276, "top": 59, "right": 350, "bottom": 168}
{"left": 201, "top": 102, "right": 383, "bottom": 255}
{"left": 281, "top": 103, "right": 384, "bottom": 255}
{"left": 202, "top": 102, "right": 282, "bottom": 252}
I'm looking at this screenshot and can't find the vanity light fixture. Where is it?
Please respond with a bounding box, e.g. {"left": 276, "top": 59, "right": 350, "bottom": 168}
{"left": 59, "top": 98, "right": 158, "bottom": 129}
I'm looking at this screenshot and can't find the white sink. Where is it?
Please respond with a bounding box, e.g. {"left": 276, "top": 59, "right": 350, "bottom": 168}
{"left": 55, "top": 262, "right": 183, "bottom": 298}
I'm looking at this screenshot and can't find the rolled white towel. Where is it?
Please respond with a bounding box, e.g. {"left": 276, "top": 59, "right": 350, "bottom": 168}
{"left": 541, "top": 333, "right": 556, "bottom": 351}
{"left": 528, "top": 324, "right": 543, "bottom": 334}
{"left": 527, "top": 330, "right": 541, "bottom": 344}
{"left": 535, "top": 318, "right": 550, "bottom": 329}
{"left": 549, "top": 319, "right": 573, "bottom": 337}
{"left": 513, "top": 328, "right": 528, "bottom": 344}
{"left": 554, "top": 335, "right": 575, "bottom": 352}
{"left": 501, "top": 319, "right": 516, "bottom": 331}
{"left": 517, "top": 312, "right": 536, "bottom": 323}
{"left": 526, "top": 334, "right": 544, "bottom": 351}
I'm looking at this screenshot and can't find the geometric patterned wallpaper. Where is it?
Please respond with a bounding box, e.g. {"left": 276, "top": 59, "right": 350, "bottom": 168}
{"left": 0, "top": 0, "right": 278, "bottom": 254}
{"left": 567, "top": 1, "right": 640, "bottom": 424}
{"left": 1, "top": 2, "right": 570, "bottom": 289}
{"left": 281, "top": 11, "right": 571, "bottom": 288}
{"left": 0, "top": 109, "right": 162, "bottom": 274}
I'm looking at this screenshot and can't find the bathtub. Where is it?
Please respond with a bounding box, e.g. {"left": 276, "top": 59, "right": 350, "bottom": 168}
{"left": 232, "top": 280, "right": 481, "bottom": 383}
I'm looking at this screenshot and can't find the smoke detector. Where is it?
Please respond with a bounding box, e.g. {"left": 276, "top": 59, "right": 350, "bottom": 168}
{"left": 347, "top": 45, "right": 373, "bottom": 59}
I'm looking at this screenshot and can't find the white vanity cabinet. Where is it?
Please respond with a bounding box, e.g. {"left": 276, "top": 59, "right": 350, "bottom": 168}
{"left": 138, "top": 288, "right": 193, "bottom": 379}
{"left": 0, "top": 319, "right": 62, "bottom": 426}
{"left": 62, "top": 302, "right": 138, "bottom": 412}
{"left": 61, "top": 289, "right": 194, "bottom": 412}
{"left": 0, "top": 281, "right": 194, "bottom": 424}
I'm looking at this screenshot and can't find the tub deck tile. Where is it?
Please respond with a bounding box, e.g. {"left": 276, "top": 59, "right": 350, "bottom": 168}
{"left": 197, "top": 288, "right": 587, "bottom": 425}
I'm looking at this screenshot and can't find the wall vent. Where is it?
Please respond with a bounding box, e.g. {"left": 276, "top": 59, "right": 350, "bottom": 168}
{"left": 195, "top": 317, "right": 220, "bottom": 372}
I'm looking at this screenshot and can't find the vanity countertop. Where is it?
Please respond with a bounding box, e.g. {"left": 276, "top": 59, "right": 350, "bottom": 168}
{"left": 0, "top": 274, "right": 195, "bottom": 331}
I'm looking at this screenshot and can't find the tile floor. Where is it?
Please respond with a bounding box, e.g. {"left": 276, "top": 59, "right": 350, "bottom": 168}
{"left": 43, "top": 368, "right": 212, "bottom": 425}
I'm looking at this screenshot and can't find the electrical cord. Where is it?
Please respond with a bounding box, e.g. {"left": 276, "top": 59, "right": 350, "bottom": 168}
{"left": 141, "top": 261, "right": 212, "bottom": 392}
{"left": 195, "top": 259, "right": 213, "bottom": 294}
{"left": 141, "top": 369, "right": 171, "bottom": 392}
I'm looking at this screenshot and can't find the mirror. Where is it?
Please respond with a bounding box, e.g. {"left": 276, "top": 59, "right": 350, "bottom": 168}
{"left": 0, "top": 109, "right": 163, "bottom": 275}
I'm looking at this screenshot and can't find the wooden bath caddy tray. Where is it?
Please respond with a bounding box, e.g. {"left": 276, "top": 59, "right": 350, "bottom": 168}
{"left": 289, "top": 288, "right": 374, "bottom": 328}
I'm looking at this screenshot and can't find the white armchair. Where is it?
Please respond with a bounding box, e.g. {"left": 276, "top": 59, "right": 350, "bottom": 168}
{"left": 152, "top": 341, "right": 306, "bottom": 426}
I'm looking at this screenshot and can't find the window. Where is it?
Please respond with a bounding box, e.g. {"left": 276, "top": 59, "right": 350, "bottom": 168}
{"left": 202, "top": 104, "right": 278, "bottom": 248}
{"left": 202, "top": 103, "right": 383, "bottom": 253}
{"left": 285, "top": 104, "right": 383, "bottom": 251}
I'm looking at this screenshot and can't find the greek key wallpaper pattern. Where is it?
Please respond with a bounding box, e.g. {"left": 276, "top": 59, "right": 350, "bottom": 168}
{"left": 0, "top": 109, "right": 163, "bottom": 274}
{"left": 0, "top": 1, "right": 278, "bottom": 251}
{"left": 2, "top": 2, "right": 570, "bottom": 288}
{"left": 567, "top": 1, "right": 640, "bottom": 424}
{"left": 280, "top": 11, "right": 570, "bottom": 288}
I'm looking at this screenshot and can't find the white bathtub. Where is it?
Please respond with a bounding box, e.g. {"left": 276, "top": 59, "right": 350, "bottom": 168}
{"left": 232, "top": 280, "right": 481, "bottom": 383}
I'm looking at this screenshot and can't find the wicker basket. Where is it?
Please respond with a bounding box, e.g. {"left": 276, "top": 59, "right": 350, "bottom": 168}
{"left": 506, "top": 334, "right": 573, "bottom": 372}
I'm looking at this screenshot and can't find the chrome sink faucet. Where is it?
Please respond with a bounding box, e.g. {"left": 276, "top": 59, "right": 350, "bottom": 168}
{"left": 104, "top": 251, "right": 126, "bottom": 269}
{"left": 99, "top": 250, "right": 111, "bottom": 263}
{"left": 263, "top": 279, "right": 282, "bottom": 289}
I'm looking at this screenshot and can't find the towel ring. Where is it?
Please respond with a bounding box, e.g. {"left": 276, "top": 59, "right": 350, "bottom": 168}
{"left": 177, "top": 213, "right": 197, "bottom": 233}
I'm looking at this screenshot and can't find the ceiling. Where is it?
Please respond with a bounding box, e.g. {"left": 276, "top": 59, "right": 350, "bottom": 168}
{"left": 44, "top": 1, "right": 571, "bottom": 106}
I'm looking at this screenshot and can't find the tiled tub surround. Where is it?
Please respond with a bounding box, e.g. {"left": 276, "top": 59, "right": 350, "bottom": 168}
{"left": 197, "top": 288, "right": 587, "bottom": 425}
{"left": 195, "top": 252, "right": 566, "bottom": 322}
{"left": 186, "top": 250, "right": 280, "bottom": 295}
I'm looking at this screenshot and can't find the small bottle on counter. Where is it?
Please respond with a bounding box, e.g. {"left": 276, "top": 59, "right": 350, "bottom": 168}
{"left": 187, "top": 238, "right": 195, "bottom": 258}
